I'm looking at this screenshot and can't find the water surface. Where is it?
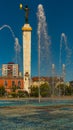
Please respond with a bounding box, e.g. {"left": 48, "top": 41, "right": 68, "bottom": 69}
{"left": 0, "top": 99, "right": 73, "bottom": 130}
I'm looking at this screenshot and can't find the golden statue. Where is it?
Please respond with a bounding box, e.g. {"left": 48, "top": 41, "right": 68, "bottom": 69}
{"left": 20, "top": 4, "right": 29, "bottom": 23}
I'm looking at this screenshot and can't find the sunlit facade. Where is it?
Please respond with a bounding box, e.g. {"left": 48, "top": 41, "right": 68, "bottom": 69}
{"left": 2, "top": 63, "right": 19, "bottom": 77}
{"left": 0, "top": 77, "right": 23, "bottom": 92}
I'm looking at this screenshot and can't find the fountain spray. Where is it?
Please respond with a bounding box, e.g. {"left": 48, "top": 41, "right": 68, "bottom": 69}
{"left": 52, "top": 64, "right": 55, "bottom": 96}
{"left": 37, "top": 4, "right": 51, "bottom": 102}
{"left": 59, "top": 33, "right": 71, "bottom": 79}
{"left": 0, "top": 24, "right": 21, "bottom": 64}
{"left": 14, "top": 38, "right": 21, "bottom": 63}
{"left": 62, "top": 64, "right": 66, "bottom": 95}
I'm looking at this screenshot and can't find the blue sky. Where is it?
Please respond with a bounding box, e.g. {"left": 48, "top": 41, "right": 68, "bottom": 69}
{"left": 0, "top": 0, "right": 73, "bottom": 81}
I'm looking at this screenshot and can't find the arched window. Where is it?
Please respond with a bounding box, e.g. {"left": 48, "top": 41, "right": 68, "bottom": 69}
{"left": 18, "top": 81, "right": 21, "bottom": 89}
{"left": 12, "top": 81, "right": 15, "bottom": 86}
{"left": 4, "top": 81, "right": 8, "bottom": 87}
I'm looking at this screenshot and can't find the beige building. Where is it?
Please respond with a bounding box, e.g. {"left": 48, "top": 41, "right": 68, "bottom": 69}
{"left": 31, "top": 76, "right": 62, "bottom": 87}
{"left": 2, "top": 62, "right": 19, "bottom": 77}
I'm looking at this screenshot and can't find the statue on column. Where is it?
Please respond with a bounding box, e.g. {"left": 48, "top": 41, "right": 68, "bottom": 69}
{"left": 20, "top": 4, "right": 29, "bottom": 23}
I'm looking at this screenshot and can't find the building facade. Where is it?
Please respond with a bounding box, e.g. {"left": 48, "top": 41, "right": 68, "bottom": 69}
{"left": 2, "top": 63, "right": 19, "bottom": 77}
{"left": 0, "top": 77, "right": 23, "bottom": 92}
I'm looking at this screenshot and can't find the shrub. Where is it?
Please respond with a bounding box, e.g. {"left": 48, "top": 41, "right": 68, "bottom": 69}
{"left": 17, "top": 90, "right": 29, "bottom": 97}
{"left": 40, "top": 83, "right": 51, "bottom": 97}
{"left": 0, "top": 86, "right": 6, "bottom": 97}
{"left": 10, "top": 92, "right": 18, "bottom": 98}
{"left": 30, "top": 86, "right": 38, "bottom": 97}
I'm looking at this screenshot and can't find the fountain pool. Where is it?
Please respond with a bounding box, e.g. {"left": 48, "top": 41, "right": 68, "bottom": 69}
{"left": 0, "top": 99, "right": 73, "bottom": 130}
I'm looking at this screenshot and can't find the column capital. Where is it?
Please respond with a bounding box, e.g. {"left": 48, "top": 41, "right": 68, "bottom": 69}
{"left": 22, "top": 24, "right": 32, "bottom": 31}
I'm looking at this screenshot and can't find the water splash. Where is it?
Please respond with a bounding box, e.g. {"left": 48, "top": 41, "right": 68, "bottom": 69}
{"left": 0, "top": 24, "right": 15, "bottom": 39}
{"left": 0, "top": 24, "right": 21, "bottom": 64}
{"left": 62, "top": 64, "right": 66, "bottom": 79}
{"left": 14, "top": 38, "right": 21, "bottom": 63}
{"left": 37, "top": 4, "right": 51, "bottom": 76}
{"left": 52, "top": 64, "right": 55, "bottom": 95}
{"left": 59, "top": 33, "right": 72, "bottom": 76}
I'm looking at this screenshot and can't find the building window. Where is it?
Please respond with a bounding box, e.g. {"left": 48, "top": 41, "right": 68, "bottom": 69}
{"left": 12, "top": 81, "right": 15, "bottom": 86}
{"left": 4, "top": 81, "right": 8, "bottom": 87}
{"left": 18, "top": 81, "right": 21, "bottom": 89}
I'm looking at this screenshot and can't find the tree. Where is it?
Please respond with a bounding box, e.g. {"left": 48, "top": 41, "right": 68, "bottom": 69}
{"left": 0, "top": 86, "right": 6, "bottom": 97}
{"left": 56, "top": 83, "right": 66, "bottom": 96}
{"left": 65, "top": 85, "right": 73, "bottom": 95}
{"left": 11, "top": 85, "right": 17, "bottom": 92}
{"left": 17, "top": 90, "right": 29, "bottom": 97}
{"left": 30, "top": 86, "right": 38, "bottom": 97}
{"left": 10, "top": 92, "right": 18, "bottom": 98}
{"left": 56, "top": 83, "right": 72, "bottom": 96}
{"left": 30, "top": 83, "right": 51, "bottom": 97}
{"left": 40, "top": 83, "right": 51, "bottom": 97}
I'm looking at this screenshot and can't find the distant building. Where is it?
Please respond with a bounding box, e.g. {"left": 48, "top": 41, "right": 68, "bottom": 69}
{"left": 31, "top": 76, "right": 60, "bottom": 87}
{"left": 2, "top": 62, "right": 19, "bottom": 77}
{"left": 0, "top": 76, "right": 23, "bottom": 92}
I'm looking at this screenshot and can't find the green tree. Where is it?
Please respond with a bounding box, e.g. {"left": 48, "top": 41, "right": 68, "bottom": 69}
{"left": 0, "top": 86, "right": 6, "bottom": 97}
{"left": 56, "top": 83, "right": 72, "bottom": 96}
{"left": 11, "top": 85, "right": 17, "bottom": 92}
{"left": 30, "top": 83, "right": 51, "bottom": 97}
{"left": 40, "top": 83, "right": 51, "bottom": 97}
{"left": 17, "top": 90, "right": 29, "bottom": 97}
{"left": 30, "top": 86, "right": 38, "bottom": 97}
{"left": 65, "top": 85, "right": 73, "bottom": 95}
{"left": 10, "top": 92, "right": 18, "bottom": 98}
{"left": 56, "top": 83, "right": 66, "bottom": 96}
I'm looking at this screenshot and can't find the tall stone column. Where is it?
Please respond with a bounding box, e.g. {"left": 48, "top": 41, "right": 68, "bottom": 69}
{"left": 22, "top": 24, "right": 32, "bottom": 93}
